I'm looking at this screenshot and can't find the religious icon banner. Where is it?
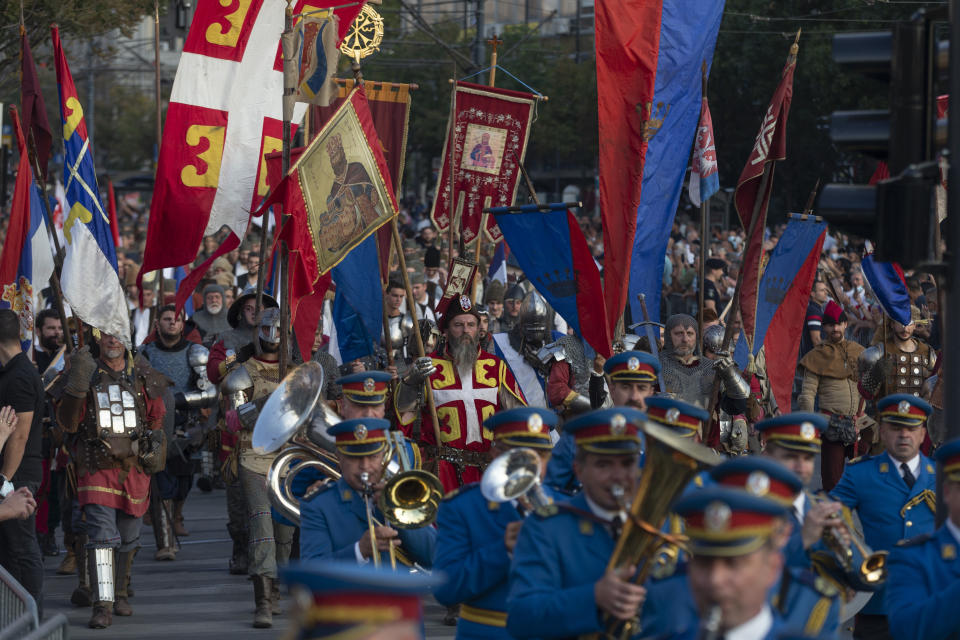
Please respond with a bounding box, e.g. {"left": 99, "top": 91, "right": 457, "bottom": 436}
{"left": 430, "top": 82, "right": 536, "bottom": 245}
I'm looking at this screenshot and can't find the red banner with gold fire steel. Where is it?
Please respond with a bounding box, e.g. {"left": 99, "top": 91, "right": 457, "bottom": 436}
{"left": 430, "top": 82, "right": 536, "bottom": 245}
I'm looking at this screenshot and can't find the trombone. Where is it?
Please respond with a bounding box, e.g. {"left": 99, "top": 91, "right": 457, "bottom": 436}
{"left": 481, "top": 447, "right": 552, "bottom": 514}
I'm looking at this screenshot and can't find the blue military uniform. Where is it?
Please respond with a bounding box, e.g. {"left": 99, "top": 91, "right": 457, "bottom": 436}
{"left": 544, "top": 352, "right": 659, "bottom": 494}
{"left": 507, "top": 491, "right": 622, "bottom": 638}
{"left": 664, "top": 488, "right": 795, "bottom": 639}
{"left": 828, "top": 395, "right": 937, "bottom": 618}
{"left": 298, "top": 418, "right": 436, "bottom": 567}
{"left": 281, "top": 561, "right": 443, "bottom": 639}
{"left": 433, "top": 407, "right": 558, "bottom": 639}
{"left": 885, "top": 437, "right": 960, "bottom": 640}
{"left": 641, "top": 563, "right": 840, "bottom": 639}
{"left": 507, "top": 407, "right": 646, "bottom": 639}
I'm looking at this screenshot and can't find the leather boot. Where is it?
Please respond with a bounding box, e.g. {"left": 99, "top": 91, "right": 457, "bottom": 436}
{"left": 71, "top": 536, "right": 92, "bottom": 607}
{"left": 271, "top": 581, "right": 282, "bottom": 615}
{"left": 229, "top": 539, "right": 248, "bottom": 575}
{"left": 89, "top": 602, "right": 113, "bottom": 629}
{"left": 58, "top": 533, "right": 78, "bottom": 575}
{"left": 113, "top": 548, "right": 137, "bottom": 616}
{"left": 173, "top": 499, "right": 189, "bottom": 536}
{"left": 154, "top": 499, "right": 177, "bottom": 561}
{"left": 252, "top": 575, "right": 273, "bottom": 628}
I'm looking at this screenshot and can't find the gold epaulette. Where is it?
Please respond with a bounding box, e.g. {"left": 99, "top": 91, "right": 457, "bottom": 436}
{"left": 534, "top": 504, "right": 559, "bottom": 518}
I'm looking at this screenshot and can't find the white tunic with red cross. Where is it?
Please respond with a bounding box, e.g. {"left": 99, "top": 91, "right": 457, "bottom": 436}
{"left": 399, "top": 348, "right": 525, "bottom": 491}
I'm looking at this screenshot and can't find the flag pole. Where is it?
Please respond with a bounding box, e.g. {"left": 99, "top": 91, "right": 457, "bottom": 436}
{"left": 278, "top": 0, "right": 295, "bottom": 376}
{"left": 16, "top": 104, "right": 74, "bottom": 348}
{"left": 471, "top": 35, "right": 504, "bottom": 302}
{"left": 697, "top": 61, "right": 708, "bottom": 346}
{"left": 445, "top": 67, "right": 459, "bottom": 277}
{"left": 153, "top": 0, "right": 165, "bottom": 323}
{"left": 349, "top": 34, "right": 445, "bottom": 449}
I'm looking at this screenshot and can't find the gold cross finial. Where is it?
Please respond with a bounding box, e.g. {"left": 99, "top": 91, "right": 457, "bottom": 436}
{"left": 487, "top": 34, "right": 503, "bottom": 54}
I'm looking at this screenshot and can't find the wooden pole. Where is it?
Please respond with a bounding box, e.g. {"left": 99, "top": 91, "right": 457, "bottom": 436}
{"left": 392, "top": 221, "right": 444, "bottom": 448}
{"left": 697, "top": 61, "right": 708, "bottom": 346}
{"left": 471, "top": 35, "right": 505, "bottom": 301}
{"left": 278, "top": 0, "right": 295, "bottom": 376}
{"left": 18, "top": 107, "right": 74, "bottom": 348}
{"left": 153, "top": 0, "right": 165, "bottom": 327}
{"left": 445, "top": 66, "right": 459, "bottom": 275}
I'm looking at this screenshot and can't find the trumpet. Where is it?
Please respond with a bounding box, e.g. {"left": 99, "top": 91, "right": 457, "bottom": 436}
{"left": 812, "top": 493, "right": 888, "bottom": 590}
{"left": 480, "top": 447, "right": 552, "bottom": 514}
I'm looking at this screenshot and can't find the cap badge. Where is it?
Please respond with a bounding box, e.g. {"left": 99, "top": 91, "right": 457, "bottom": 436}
{"left": 353, "top": 423, "right": 368, "bottom": 441}
{"left": 627, "top": 357, "right": 640, "bottom": 371}
{"left": 746, "top": 471, "right": 770, "bottom": 497}
{"left": 665, "top": 408, "right": 681, "bottom": 424}
{"left": 610, "top": 414, "right": 627, "bottom": 436}
{"left": 800, "top": 422, "right": 816, "bottom": 440}
{"left": 527, "top": 413, "right": 544, "bottom": 433}
{"left": 363, "top": 377, "right": 375, "bottom": 392}
{"left": 898, "top": 400, "right": 911, "bottom": 414}
{"left": 459, "top": 295, "right": 472, "bottom": 311}
{"left": 705, "top": 501, "right": 732, "bottom": 532}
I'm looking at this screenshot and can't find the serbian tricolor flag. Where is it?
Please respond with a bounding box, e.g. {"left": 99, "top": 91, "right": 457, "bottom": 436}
{"left": 733, "top": 214, "right": 826, "bottom": 411}
{"left": 688, "top": 96, "right": 719, "bottom": 207}
{"left": 734, "top": 36, "right": 799, "bottom": 355}
{"left": 862, "top": 252, "right": 912, "bottom": 327}
{"left": 492, "top": 209, "right": 612, "bottom": 358}
{"left": 52, "top": 26, "right": 131, "bottom": 346}
{"left": 0, "top": 107, "right": 55, "bottom": 353}
{"left": 597, "top": 0, "right": 725, "bottom": 331}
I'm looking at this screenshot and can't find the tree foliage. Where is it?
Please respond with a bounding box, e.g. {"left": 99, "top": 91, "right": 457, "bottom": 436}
{"left": 0, "top": 0, "right": 154, "bottom": 88}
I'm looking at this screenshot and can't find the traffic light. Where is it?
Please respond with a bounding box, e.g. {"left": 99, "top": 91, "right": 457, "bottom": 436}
{"left": 818, "top": 13, "right": 944, "bottom": 267}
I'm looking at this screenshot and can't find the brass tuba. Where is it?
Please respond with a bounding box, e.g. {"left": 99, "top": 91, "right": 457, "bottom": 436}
{"left": 253, "top": 362, "right": 342, "bottom": 526}
{"left": 604, "top": 418, "right": 722, "bottom": 640}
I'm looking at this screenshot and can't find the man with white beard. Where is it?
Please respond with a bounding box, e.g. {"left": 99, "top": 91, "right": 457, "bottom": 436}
{"left": 190, "top": 284, "right": 231, "bottom": 345}
{"left": 396, "top": 296, "right": 526, "bottom": 492}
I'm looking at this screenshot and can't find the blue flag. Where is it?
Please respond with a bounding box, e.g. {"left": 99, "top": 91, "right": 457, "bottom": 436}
{"left": 861, "top": 254, "right": 912, "bottom": 327}
{"left": 493, "top": 209, "right": 611, "bottom": 357}
{"left": 627, "top": 0, "right": 725, "bottom": 325}
{"left": 733, "top": 216, "right": 827, "bottom": 370}
{"left": 331, "top": 235, "right": 382, "bottom": 364}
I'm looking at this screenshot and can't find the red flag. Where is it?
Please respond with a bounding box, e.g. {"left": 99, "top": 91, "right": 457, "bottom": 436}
{"left": 430, "top": 82, "right": 537, "bottom": 246}
{"left": 20, "top": 27, "right": 52, "bottom": 183}
{"left": 734, "top": 37, "right": 799, "bottom": 352}
{"left": 107, "top": 179, "right": 120, "bottom": 248}
{"left": 0, "top": 107, "right": 33, "bottom": 291}
{"left": 595, "top": 1, "right": 663, "bottom": 338}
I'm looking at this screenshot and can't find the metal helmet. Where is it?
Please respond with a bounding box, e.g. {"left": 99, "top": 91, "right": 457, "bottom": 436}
{"left": 519, "top": 291, "right": 550, "bottom": 345}
{"left": 187, "top": 343, "right": 210, "bottom": 368}
{"left": 613, "top": 333, "right": 643, "bottom": 354}
{"left": 419, "top": 319, "right": 441, "bottom": 353}
{"left": 702, "top": 324, "right": 725, "bottom": 355}
{"left": 259, "top": 307, "right": 282, "bottom": 345}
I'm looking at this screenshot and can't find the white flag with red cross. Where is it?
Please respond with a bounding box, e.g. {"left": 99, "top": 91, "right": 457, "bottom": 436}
{"left": 139, "top": 1, "right": 363, "bottom": 309}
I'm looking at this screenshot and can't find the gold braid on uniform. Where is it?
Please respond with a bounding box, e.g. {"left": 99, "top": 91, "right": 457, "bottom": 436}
{"left": 900, "top": 489, "right": 937, "bottom": 517}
